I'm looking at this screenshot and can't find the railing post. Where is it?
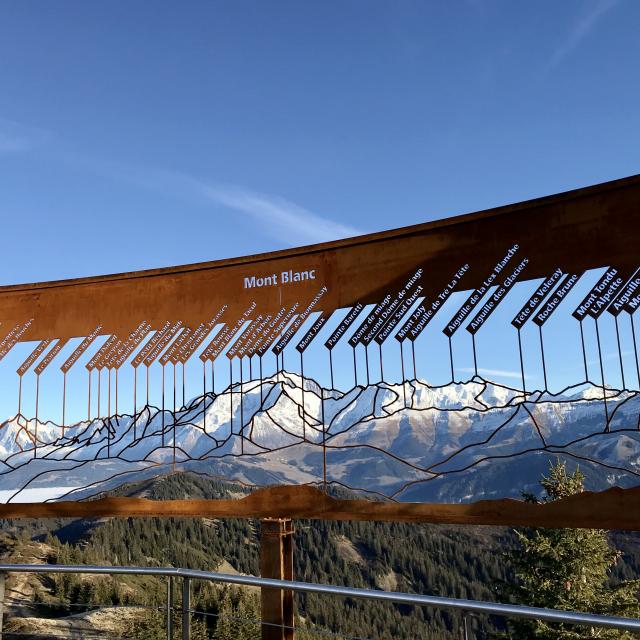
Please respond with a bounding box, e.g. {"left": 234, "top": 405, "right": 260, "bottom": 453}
{"left": 166, "top": 576, "right": 174, "bottom": 640}
{"left": 462, "top": 614, "right": 469, "bottom": 639}
{"left": 260, "top": 518, "right": 294, "bottom": 640}
{"left": 0, "top": 571, "right": 4, "bottom": 640}
{"left": 182, "top": 577, "right": 190, "bottom": 640}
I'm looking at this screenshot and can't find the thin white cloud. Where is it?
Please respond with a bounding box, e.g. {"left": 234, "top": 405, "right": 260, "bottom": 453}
{"left": 587, "top": 350, "right": 633, "bottom": 366}
{"left": 549, "top": 0, "right": 618, "bottom": 68}
{"left": 123, "top": 167, "right": 364, "bottom": 246}
{"left": 56, "top": 153, "right": 365, "bottom": 246}
{"left": 198, "top": 184, "right": 362, "bottom": 246}
{"left": 0, "top": 134, "right": 29, "bottom": 153}
{"left": 0, "top": 117, "right": 52, "bottom": 154}
{"left": 460, "top": 367, "right": 533, "bottom": 380}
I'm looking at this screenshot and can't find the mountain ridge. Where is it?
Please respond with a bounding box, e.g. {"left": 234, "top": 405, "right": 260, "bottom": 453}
{"left": 0, "top": 372, "right": 637, "bottom": 503}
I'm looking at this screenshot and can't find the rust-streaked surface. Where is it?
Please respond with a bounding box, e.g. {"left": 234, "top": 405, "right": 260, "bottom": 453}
{"left": 0, "top": 174, "right": 638, "bottom": 524}
{"left": 0, "top": 485, "right": 639, "bottom": 530}
{"left": 1, "top": 174, "right": 639, "bottom": 340}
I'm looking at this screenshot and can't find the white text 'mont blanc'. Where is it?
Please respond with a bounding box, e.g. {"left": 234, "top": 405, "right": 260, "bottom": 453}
{"left": 243, "top": 269, "right": 317, "bottom": 289}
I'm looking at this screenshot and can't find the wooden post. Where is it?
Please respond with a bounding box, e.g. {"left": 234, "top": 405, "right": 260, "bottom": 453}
{"left": 260, "top": 518, "right": 294, "bottom": 640}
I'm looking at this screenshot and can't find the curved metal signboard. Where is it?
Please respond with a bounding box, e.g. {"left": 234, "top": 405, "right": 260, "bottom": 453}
{"left": 0, "top": 175, "right": 639, "bottom": 528}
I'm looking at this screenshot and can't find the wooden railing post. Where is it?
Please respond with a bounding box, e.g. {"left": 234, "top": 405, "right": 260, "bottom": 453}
{"left": 260, "top": 518, "right": 294, "bottom": 640}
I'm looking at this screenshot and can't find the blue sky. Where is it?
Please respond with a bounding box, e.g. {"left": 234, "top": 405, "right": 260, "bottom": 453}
{"left": 0, "top": 1, "right": 639, "bottom": 425}
{"left": 1, "top": 0, "right": 639, "bottom": 283}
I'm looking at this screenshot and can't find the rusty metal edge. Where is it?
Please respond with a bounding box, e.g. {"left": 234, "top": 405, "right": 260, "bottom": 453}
{"left": 2, "top": 173, "right": 639, "bottom": 294}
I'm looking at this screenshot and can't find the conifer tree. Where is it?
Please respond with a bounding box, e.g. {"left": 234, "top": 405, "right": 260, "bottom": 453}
{"left": 235, "top": 592, "right": 260, "bottom": 639}
{"left": 504, "top": 460, "right": 640, "bottom": 639}
{"left": 212, "top": 589, "right": 235, "bottom": 639}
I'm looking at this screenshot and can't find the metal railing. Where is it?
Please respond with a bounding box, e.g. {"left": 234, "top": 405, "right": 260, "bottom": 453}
{"left": 0, "top": 563, "right": 639, "bottom": 638}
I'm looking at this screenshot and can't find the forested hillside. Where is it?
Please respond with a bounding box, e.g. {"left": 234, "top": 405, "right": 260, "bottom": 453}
{"left": 1, "top": 473, "right": 638, "bottom": 639}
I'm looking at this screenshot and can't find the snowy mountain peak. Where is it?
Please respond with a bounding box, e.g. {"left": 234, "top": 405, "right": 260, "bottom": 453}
{"left": 0, "top": 373, "right": 637, "bottom": 504}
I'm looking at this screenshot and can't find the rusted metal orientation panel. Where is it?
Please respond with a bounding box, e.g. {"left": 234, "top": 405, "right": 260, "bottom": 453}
{"left": 0, "top": 174, "right": 638, "bottom": 526}
{"left": 0, "top": 176, "right": 638, "bottom": 340}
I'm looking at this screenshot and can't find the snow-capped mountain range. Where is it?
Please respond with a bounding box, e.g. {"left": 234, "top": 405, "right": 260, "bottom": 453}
{"left": 0, "top": 372, "right": 638, "bottom": 503}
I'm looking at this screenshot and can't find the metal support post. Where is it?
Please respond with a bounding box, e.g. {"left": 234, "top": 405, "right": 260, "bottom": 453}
{"left": 0, "top": 571, "right": 4, "bottom": 639}
{"left": 260, "top": 518, "right": 294, "bottom": 640}
{"left": 166, "top": 576, "right": 174, "bottom": 640}
{"left": 182, "top": 577, "right": 190, "bottom": 640}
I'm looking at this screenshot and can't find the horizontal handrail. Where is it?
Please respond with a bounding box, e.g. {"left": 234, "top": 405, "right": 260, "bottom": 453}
{"left": 0, "top": 563, "right": 639, "bottom": 632}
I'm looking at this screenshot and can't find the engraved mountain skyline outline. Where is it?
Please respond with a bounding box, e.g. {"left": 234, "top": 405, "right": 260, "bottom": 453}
{"left": 0, "top": 371, "right": 638, "bottom": 504}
